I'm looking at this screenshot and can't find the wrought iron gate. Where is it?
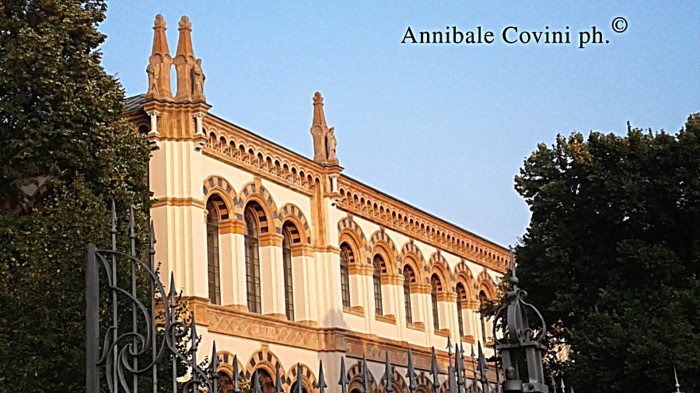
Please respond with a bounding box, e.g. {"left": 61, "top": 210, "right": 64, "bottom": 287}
{"left": 85, "top": 204, "right": 219, "bottom": 392}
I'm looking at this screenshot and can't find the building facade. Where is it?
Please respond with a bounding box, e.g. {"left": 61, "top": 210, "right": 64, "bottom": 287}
{"left": 124, "top": 14, "right": 510, "bottom": 393}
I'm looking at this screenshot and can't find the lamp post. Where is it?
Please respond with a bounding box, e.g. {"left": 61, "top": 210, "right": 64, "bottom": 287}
{"left": 493, "top": 249, "right": 549, "bottom": 393}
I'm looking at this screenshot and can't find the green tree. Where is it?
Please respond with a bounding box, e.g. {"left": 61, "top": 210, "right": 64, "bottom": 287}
{"left": 514, "top": 115, "right": 700, "bottom": 392}
{"left": 0, "top": 1, "right": 150, "bottom": 392}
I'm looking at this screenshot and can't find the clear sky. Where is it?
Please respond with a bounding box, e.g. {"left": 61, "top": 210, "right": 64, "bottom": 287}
{"left": 100, "top": 1, "right": 699, "bottom": 247}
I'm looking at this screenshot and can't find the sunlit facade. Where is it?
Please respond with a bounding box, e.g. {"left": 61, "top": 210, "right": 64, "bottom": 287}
{"left": 125, "top": 14, "right": 509, "bottom": 392}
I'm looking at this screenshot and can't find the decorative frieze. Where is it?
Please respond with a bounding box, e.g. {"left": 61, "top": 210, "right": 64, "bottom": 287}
{"left": 336, "top": 177, "right": 509, "bottom": 273}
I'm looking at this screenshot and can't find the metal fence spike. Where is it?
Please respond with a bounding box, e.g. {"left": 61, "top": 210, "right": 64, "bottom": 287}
{"left": 362, "top": 355, "right": 371, "bottom": 393}
{"left": 232, "top": 354, "right": 240, "bottom": 393}
{"left": 189, "top": 314, "right": 199, "bottom": 354}
{"left": 316, "top": 360, "right": 327, "bottom": 393}
{"left": 456, "top": 343, "right": 465, "bottom": 389}
{"left": 673, "top": 367, "right": 683, "bottom": 393}
{"left": 110, "top": 199, "right": 117, "bottom": 233}
{"left": 431, "top": 346, "right": 440, "bottom": 393}
{"left": 252, "top": 369, "right": 262, "bottom": 393}
{"left": 168, "top": 271, "right": 177, "bottom": 308}
{"left": 338, "top": 357, "right": 348, "bottom": 393}
{"left": 406, "top": 349, "right": 417, "bottom": 393}
{"left": 148, "top": 219, "right": 156, "bottom": 247}
{"left": 210, "top": 341, "right": 219, "bottom": 371}
{"left": 385, "top": 351, "right": 394, "bottom": 392}
{"left": 128, "top": 206, "right": 136, "bottom": 237}
{"left": 470, "top": 345, "right": 478, "bottom": 393}
{"left": 274, "top": 362, "right": 282, "bottom": 393}
{"left": 477, "top": 342, "right": 489, "bottom": 393}
{"left": 297, "top": 362, "right": 303, "bottom": 393}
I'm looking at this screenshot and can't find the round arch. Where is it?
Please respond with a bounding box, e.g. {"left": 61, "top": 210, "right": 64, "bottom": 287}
{"left": 369, "top": 229, "right": 399, "bottom": 274}
{"left": 337, "top": 217, "right": 370, "bottom": 265}
{"left": 202, "top": 175, "right": 237, "bottom": 221}
{"left": 237, "top": 180, "right": 281, "bottom": 234}
{"left": 476, "top": 270, "right": 497, "bottom": 300}
{"left": 278, "top": 203, "right": 312, "bottom": 245}
{"left": 286, "top": 362, "right": 317, "bottom": 393}
{"left": 429, "top": 252, "right": 453, "bottom": 294}
{"left": 245, "top": 348, "right": 287, "bottom": 388}
{"left": 346, "top": 361, "right": 379, "bottom": 393}
{"left": 454, "top": 261, "right": 477, "bottom": 302}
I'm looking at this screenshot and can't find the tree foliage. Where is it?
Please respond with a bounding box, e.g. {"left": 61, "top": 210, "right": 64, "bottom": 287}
{"left": 515, "top": 115, "right": 700, "bottom": 392}
{"left": 0, "top": 1, "right": 150, "bottom": 392}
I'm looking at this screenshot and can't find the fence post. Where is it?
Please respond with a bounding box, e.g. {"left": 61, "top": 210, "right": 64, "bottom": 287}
{"left": 85, "top": 244, "right": 99, "bottom": 393}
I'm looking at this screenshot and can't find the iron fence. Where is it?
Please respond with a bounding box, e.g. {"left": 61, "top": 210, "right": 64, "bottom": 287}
{"left": 85, "top": 204, "right": 576, "bottom": 393}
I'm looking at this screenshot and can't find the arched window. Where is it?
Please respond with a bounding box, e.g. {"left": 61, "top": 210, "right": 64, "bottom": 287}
{"left": 479, "top": 291, "right": 488, "bottom": 342}
{"left": 431, "top": 274, "right": 442, "bottom": 331}
{"left": 456, "top": 283, "right": 467, "bottom": 337}
{"left": 339, "top": 243, "right": 353, "bottom": 308}
{"left": 373, "top": 255, "right": 386, "bottom": 316}
{"left": 244, "top": 204, "right": 262, "bottom": 314}
{"left": 206, "top": 197, "right": 222, "bottom": 305}
{"left": 282, "top": 225, "right": 295, "bottom": 321}
{"left": 403, "top": 264, "right": 416, "bottom": 324}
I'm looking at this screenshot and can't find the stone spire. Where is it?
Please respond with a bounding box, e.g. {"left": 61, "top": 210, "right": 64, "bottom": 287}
{"left": 310, "top": 92, "right": 339, "bottom": 166}
{"left": 174, "top": 16, "right": 206, "bottom": 102}
{"left": 145, "top": 14, "right": 173, "bottom": 100}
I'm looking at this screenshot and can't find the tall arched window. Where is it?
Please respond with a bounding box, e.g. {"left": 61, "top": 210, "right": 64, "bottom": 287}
{"left": 431, "top": 274, "right": 442, "bottom": 331}
{"left": 282, "top": 225, "right": 295, "bottom": 321}
{"left": 403, "top": 264, "right": 416, "bottom": 324}
{"left": 479, "top": 291, "right": 488, "bottom": 342}
{"left": 373, "top": 255, "right": 386, "bottom": 316}
{"left": 206, "top": 198, "right": 222, "bottom": 305}
{"left": 339, "top": 243, "right": 353, "bottom": 308}
{"left": 244, "top": 204, "right": 262, "bottom": 314}
{"left": 456, "top": 283, "right": 467, "bottom": 337}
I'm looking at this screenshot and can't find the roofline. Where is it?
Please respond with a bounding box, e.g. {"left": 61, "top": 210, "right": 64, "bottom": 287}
{"left": 125, "top": 94, "right": 509, "bottom": 254}
{"left": 339, "top": 173, "right": 509, "bottom": 252}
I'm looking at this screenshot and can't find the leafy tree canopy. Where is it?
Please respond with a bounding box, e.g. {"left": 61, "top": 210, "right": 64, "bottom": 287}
{"left": 0, "top": 1, "right": 150, "bottom": 392}
{"left": 515, "top": 115, "right": 700, "bottom": 393}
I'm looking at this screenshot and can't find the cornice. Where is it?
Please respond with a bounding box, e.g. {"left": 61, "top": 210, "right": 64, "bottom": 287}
{"left": 336, "top": 176, "right": 509, "bottom": 274}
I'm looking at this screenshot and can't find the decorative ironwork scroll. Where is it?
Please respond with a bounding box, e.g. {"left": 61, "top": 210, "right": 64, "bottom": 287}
{"left": 86, "top": 203, "right": 219, "bottom": 393}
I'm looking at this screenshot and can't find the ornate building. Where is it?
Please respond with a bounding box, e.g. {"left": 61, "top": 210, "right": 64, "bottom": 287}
{"left": 124, "top": 14, "right": 510, "bottom": 393}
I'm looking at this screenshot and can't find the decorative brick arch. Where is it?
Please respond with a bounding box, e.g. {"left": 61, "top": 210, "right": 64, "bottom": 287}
{"left": 380, "top": 368, "right": 408, "bottom": 393}
{"left": 278, "top": 203, "right": 312, "bottom": 245}
{"left": 237, "top": 180, "right": 282, "bottom": 234}
{"left": 369, "top": 229, "right": 400, "bottom": 274}
{"left": 346, "top": 360, "right": 379, "bottom": 393}
{"left": 477, "top": 270, "right": 497, "bottom": 300}
{"left": 203, "top": 175, "right": 238, "bottom": 221}
{"left": 400, "top": 241, "right": 427, "bottom": 281}
{"left": 454, "top": 261, "right": 477, "bottom": 301}
{"left": 286, "top": 362, "right": 318, "bottom": 393}
{"left": 337, "top": 216, "right": 371, "bottom": 264}
{"left": 429, "top": 252, "right": 453, "bottom": 290}
{"left": 244, "top": 347, "right": 287, "bottom": 383}
{"left": 216, "top": 350, "right": 245, "bottom": 380}
{"left": 415, "top": 372, "right": 434, "bottom": 393}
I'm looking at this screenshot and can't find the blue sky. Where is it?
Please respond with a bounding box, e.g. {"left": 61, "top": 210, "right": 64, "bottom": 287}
{"left": 100, "top": 1, "right": 699, "bottom": 247}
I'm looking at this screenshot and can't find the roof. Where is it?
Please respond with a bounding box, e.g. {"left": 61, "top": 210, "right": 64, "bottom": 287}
{"left": 125, "top": 94, "right": 146, "bottom": 114}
